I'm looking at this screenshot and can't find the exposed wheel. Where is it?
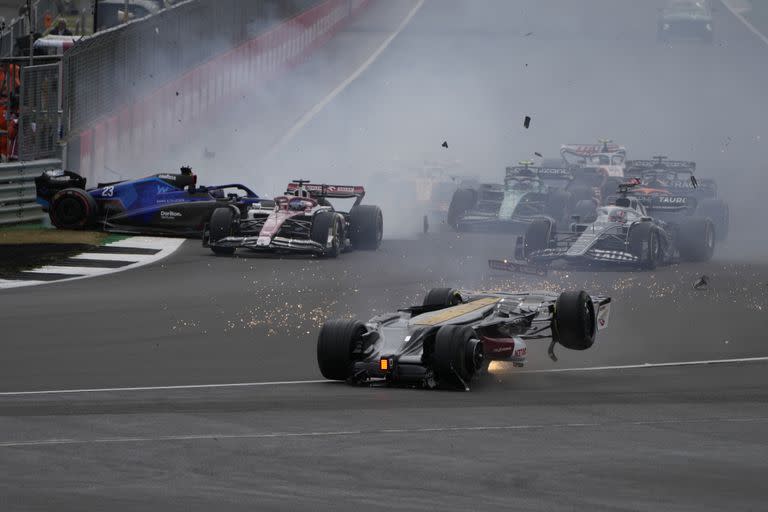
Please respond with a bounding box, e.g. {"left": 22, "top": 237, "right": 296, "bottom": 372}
{"left": 317, "top": 319, "right": 366, "bottom": 381}
{"left": 49, "top": 188, "right": 98, "bottom": 230}
{"left": 696, "top": 199, "right": 729, "bottom": 241}
{"left": 553, "top": 290, "right": 596, "bottom": 351}
{"left": 349, "top": 205, "right": 383, "bottom": 250}
{"left": 423, "top": 287, "right": 462, "bottom": 308}
{"left": 447, "top": 188, "right": 476, "bottom": 229}
{"left": 677, "top": 216, "right": 715, "bottom": 262}
{"left": 546, "top": 190, "right": 570, "bottom": 221}
{"left": 209, "top": 207, "right": 237, "bottom": 255}
{"left": 311, "top": 211, "right": 342, "bottom": 258}
{"left": 572, "top": 199, "right": 597, "bottom": 223}
{"left": 523, "top": 217, "right": 554, "bottom": 259}
{"left": 432, "top": 325, "right": 478, "bottom": 388}
{"left": 628, "top": 222, "right": 660, "bottom": 270}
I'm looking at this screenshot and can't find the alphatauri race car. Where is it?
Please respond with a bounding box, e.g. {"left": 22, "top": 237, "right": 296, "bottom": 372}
{"left": 512, "top": 182, "right": 715, "bottom": 270}
{"left": 35, "top": 167, "right": 266, "bottom": 236}
{"left": 625, "top": 156, "right": 729, "bottom": 240}
{"left": 204, "top": 180, "right": 383, "bottom": 257}
{"left": 317, "top": 287, "right": 611, "bottom": 390}
{"left": 446, "top": 162, "right": 593, "bottom": 233}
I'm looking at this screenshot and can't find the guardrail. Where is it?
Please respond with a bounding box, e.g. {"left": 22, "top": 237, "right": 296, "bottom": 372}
{"left": 0, "top": 158, "right": 59, "bottom": 225}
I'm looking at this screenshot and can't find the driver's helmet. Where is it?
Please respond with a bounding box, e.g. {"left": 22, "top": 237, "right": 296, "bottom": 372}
{"left": 608, "top": 208, "right": 627, "bottom": 223}
{"left": 289, "top": 197, "right": 308, "bottom": 211}
{"left": 180, "top": 165, "right": 192, "bottom": 176}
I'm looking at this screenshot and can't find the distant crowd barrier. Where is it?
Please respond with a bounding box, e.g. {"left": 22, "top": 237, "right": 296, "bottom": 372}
{"left": 65, "top": 0, "right": 371, "bottom": 183}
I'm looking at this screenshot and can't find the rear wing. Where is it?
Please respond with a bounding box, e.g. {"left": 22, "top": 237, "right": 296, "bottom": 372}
{"left": 638, "top": 194, "right": 697, "bottom": 212}
{"left": 285, "top": 182, "right": 365, "bottom": 200}
{"left": 560, "top": 143, "right": 625, "bottom": 157}
{"left": 626, "top": 159, "right": 696, "bottom": 172}
{"left": 505, "top": 166, "right": 572, "bottom": 180}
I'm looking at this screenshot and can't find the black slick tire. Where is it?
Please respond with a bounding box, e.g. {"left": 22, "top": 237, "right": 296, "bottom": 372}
{"left": 49, "top": 188, "right": 98, "bottom": 230}
{"left": 677, "top": 217, "right": 715, "bottom": 262}
{"left": 696, "top": 199, "right": 729, "bottom": 241}
{"left": 553, "top": 290, "right": 596, "bottom": 351}
{"left": 317, "top": 319, "right": 366, "bottom": 381}
{"left": 349, "top": 205, "right": 383, "bottom": 250}
{"left": 546, "top": 190, "right": 570, "bottom": 221}
{"left": 628, "top": 222, "right": 659, "bottom": 270}
{"left": 423, "top": 288, "right": 462, "bottom": 308}
{"left": 447, "top": 189, "right": 476, "bottom": 230}
{"left": 209, "top": 207, "right": 236, "bottom": 255}
{"left": 311, "top": 211, "right": 342, "bottom": 258}
{"left": 433, "top": 325, "right": 476, "bottom": 388}
{"left": 523, "top": 217, "right": 554, "bottom": 259}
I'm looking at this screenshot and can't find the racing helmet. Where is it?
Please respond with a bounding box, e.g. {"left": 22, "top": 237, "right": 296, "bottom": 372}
{"left": 289, "top": 197, "right": 308, "bottom": 211}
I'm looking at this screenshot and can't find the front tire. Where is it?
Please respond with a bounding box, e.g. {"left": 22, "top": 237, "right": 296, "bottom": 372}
{"left": 311, "top": 211, "right": 342, "bottom": 258}
{"left": 317, "top": 319, "right": 366, "bottom": 381}
{"left": 49, "top": 188, "right": 98, "bottom": 230}
{"left": 432, "top": 325, "right": 478, "bottom": 388}
{"left": 677, "top": 217, "right": 715, "bottom": 262}
{"left": 553, "top": 290, "right": 596, "bottom": 351}
{"left": 628, "top": 222, "right": 659, "bottom": 270}
{"left": 209, "top": 207, "right": 237, "bottom": 255}
{"left": 523, "top": 217, "right": 555, "bottom": 259}
{"left": 447, "top": 188, "right": 476, "bottom": 229}
{"left": 696, "top": 199, "right": 729, "bottom": 241}
{"left": 423, "top": 288, "right": 462, "bottom": 308}
{"left": 349, "top": 205, "right": 383, "bottom": 250}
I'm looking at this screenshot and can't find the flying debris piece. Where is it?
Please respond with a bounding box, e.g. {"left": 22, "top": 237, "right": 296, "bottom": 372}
{"left": 203, "top": 147, "right": 216, "bottom": 159}
{"left": 441, "top": 141, "right": 449, "bottom": 148}
{"left": 693, "top": 275, "right": 709, "bottom": 290}
{"left": 534, "top": 152, "right": 543, "bottom": 158}
{"left": 524, "top": 32, "right": 533, "bottom": 36}
{"left": 523, "top": 116, "right": 531, "bottom": 129}
{"left": 690, "top": 175, "right": 698, "bottom": 188}
{"left": 175, "top": 91, "right": 179, "bottom": 96}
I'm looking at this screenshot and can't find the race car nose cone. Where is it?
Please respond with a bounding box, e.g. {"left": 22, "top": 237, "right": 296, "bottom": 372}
{"left": 257, "top": 236, "right": 271, "bottom": 247}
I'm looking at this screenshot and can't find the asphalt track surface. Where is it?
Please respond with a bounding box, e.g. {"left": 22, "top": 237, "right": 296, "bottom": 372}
{"left": 2, "top": 1, "right": 768, "bottom": 510}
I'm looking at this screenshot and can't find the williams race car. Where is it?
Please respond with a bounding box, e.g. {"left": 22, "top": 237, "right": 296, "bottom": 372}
{"left": 625, "top": 156, "right": 729, "bottom": 240}
{"left": 317, "top": 287, "right": 611, "bottom": 390}
{"left": 204, "top": 180, "right": 383, "bottom": 257}
{"left": 512, "top": 181, "right": 715, "bottom": 270}
{"left": 35, "top": 167, "right": 266, "bottom": 236}
{"left": 446, "top": 161, "right": 593, "bottom": 233}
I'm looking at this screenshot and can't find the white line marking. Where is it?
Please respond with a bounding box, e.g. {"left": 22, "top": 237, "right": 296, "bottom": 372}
{"left": 24, "top": 265, "right": 113, "bottom": 276}
{"left": 0, "top": 379, "right": 329, "bottom": 396}
{"left": 0, "top": 237, "right": 185, "bottom": 290}
{"left": 266, "top": 0, "right": 425, "bottom": 156}
{"left": 516, "top": 356, "right": 768, "bottom": 374}
{"left": 721, "top": 0, "right": 768, "bottom": 46}
{"left": 2, "top": 417, "right": 766, "bottom": 448}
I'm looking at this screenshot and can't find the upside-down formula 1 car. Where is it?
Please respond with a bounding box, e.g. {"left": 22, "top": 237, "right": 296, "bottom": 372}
{"left": 204, "top": 180, "right": 383, "bottom": 257}
{"left": 625, "top": 156, "right": 729, "bottom": 240}
{"left": 510, "top": 181, "right": 715, "bottom": 270}
{"left": 317, "top": 287, "right": 611, "bottom": 390}
{"left": 446, "top": 161, "right": 595, "bottom": 233}
{"left": 35, "top": 167, "right": 267, "bottom": 236}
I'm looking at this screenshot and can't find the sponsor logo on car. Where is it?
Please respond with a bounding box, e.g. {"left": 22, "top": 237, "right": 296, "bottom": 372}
{"left": 658, "top": 196, "right": 687, "bottom": 204}
{"left": 160, "top": 210, "right": 182, "bottom": 218}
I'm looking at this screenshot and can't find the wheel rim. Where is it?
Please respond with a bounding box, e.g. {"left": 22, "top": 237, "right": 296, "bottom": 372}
{"left": 56, "top": 197, "right": 85, "bottom": 225}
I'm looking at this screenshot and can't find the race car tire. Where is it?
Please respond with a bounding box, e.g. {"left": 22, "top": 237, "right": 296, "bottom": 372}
{"left": 695, "top": 199, "right": 729, "bottom": 241}
{"left": 601, "top": 177, "right": 622, "bottom": 203}
{"left": 433, "top": 325, "right": 477, "bottom": 387}
{"left": 677, "top": 217, "right": 715, "bottom": 262}
{"left": 423, "top": 287, "right": 463, "bottom": 308}
{"left": 49, "top": 188, "right": 98, "bottom": 230}
{"left": 317, "top": 319, "right": 367, "bottom": 381}
{"left": 523, "top": 217, "right": 555, "bottom": 259}
{"left": 546, "top": 190, "right": 570, "bottom": 221}
{"left": 553, "top": 290, "right": 596, "bottom": 351}
{"left": 567, "top": 185, "right": 594, "bottom": 209}
{"left": 311, "top": 211, "right": 342, "bottom": 258}
{"left": 349, "top": 205, "right": 383, "bottom": 251}
{"left": 572, "top": 199, "right": 597, "bottom": 223}
{"left": 447, "top": 188, "right": 476, "bottom": 229}
{"left": 628, "top": 222, "right": 660, "bottom": 270}
{"left": 209, "top": 207, "right": 237, "bottom": 255}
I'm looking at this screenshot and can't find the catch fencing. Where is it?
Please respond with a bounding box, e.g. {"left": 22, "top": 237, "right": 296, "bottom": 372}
{"left": 65, "top": 0, "right": 371, "bottom": 182}
{"left": 0, "top": 158, "right": 59, "bottom": 225}
{"left": 18, "top": 63, "right": 61, "bottom": 161}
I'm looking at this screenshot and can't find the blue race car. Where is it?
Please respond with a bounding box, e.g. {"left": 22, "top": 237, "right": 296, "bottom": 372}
{"left": 35, "top": 166, "right": 269, "bottom": 236}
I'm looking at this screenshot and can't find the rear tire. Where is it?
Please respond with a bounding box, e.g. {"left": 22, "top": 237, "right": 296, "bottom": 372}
{"left": 553, "top": 290, "right": 596, "bottom": 351}
{"left": 49, "top": 188, "right": 98, "bottom": 230}
{"left": 628, "top": 222, "right": 659, "bottom": 270}
{"left": 349, "top": 205, "right": 383, "bottom": 250}
{"left": 432, "top": 325, "right": 477, "bottom": 388}
{"left": 423, "top": 288, "right": 462, "bottom": 308}
{"left": 677, "top": 217, "right": 715, "bottom": 262}
{"left": 447, "top": 188, "right": 476, "bottom": 229}
{"left": 317, "top": 319, "right": 366, "bottom": 381}
{"left": 209, "top": 207, "right": 237, "bottom": 255}
{"left": 311, "top": 211, "right": 342, "bottom": 258}
{"left": 523, "top": 217, "right": 554, "bottom": 259}
{"left": 696, "top": 199, "right": 729, "bottom": 241}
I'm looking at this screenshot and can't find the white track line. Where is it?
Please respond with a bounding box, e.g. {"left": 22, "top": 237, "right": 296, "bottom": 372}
{"left": 25, "top": 265, "right": 113, "bottom": 276}
{"left": 267, "top": 0, "right": 425, "bottom": 156}
{"left": 70, "top": 252, "right": 155, "bottom": 262}
{"left": 721, "top": 0, "right": 768, "bottom": 46}
{"left": 2, "top": 417, "right": 767, "bottom": 448}
{"left": 516, "top": 356, "right": 768, "bottom": 374}
{"left": 2, "top": 356, "right": 767, "bottom": 397}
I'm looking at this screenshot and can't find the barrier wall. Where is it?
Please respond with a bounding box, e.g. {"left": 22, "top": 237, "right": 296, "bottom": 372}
{"left": 74, "top": 0, "right": 370, "bottom": 184}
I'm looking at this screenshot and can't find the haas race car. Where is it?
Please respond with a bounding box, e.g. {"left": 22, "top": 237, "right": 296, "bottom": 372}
{"left": 317, "top": 287, "right": 611, "bottom": 390}
{"left": 503, "top": 181, "right": 715, "bottom": 270}
{"left": 35, "top": 166, "right": 266, "bottom": 236}
{"left": 204, "top": 180, "right": 383, "bottom": 257}
{"left": 625, "top": 156, "right": 729, "bottom": 240}
{"left": 446, "top": 161, "right": 594, "bottom": 233}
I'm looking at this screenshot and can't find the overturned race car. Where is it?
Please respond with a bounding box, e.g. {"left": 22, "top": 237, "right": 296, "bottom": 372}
{"left": 317, "top": 287, "right": 611, "bottom": 390}
{"left": 204, "top": 180, "right": 383, "bottom": 257}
